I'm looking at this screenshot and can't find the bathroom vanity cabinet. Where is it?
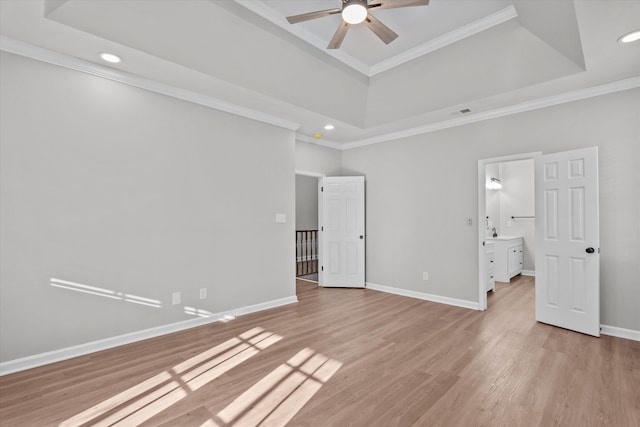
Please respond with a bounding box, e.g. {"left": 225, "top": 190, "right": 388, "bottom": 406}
{"left": 485, "top": 242, "right": 495, "bottom": 292}
{"left": 486, "top": 236, "right": 523, "bottom": 282}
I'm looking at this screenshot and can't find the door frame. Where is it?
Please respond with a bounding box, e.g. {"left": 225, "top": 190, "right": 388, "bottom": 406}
{"left": 476, "top": 152, "right": 541, "bottom": 310}
{"left": 295, "top": 170, "right": 325, "bottom": 285}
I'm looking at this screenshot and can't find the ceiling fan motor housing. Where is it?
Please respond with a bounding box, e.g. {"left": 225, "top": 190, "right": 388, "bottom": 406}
{"left": 343, "top": 0, "right": 368, "bottom": 7}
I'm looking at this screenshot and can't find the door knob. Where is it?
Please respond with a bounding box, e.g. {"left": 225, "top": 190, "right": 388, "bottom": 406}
{"left": 359, "top": 235, "right": 364, "bottom": 239}
{"left": 585, "top": 247, "right": 595, "bottom": 254}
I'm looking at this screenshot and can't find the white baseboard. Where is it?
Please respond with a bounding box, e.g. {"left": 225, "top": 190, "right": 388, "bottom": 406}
{"left": 600, "top": 324, "right": 640, "bottom": 341}
{"left": 365, "top": 282, "right": 480, "bottom": 310}
{"left": 0, "top": 295, "right": 298, "bottom": 376}
{"left": 522, "top": 270, "right": 535, "bottom": 276}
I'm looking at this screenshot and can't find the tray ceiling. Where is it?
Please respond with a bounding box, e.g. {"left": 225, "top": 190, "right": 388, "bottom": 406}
{"left": 0, "top": 0, "right": 638, "bottom": 146}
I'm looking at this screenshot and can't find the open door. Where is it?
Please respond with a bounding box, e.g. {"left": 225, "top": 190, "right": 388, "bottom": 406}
{"left": 535, "top": 147, "right": 600, "bottom": 336}
{"left": 319, "top": 176, "right": 365, "bottom": 288}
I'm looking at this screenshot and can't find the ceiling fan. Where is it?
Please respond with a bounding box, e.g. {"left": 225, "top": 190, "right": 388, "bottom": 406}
{"left": 286, "top": 0, "right": 430, "bottom": 49}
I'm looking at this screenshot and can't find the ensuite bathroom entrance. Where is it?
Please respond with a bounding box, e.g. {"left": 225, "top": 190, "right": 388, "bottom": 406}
{"left": 478, "top": 148, "right": 600, "bottom": 337}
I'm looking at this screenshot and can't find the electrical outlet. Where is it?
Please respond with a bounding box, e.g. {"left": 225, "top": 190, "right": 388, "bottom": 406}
{"left": 423, "top": 272, "right": 429, "bottom": 281}
{"left": 199, "top": 288, "right": 207, "bottom": 300}
{"left": 172, "top": 292, "right": 181, "bottom": 305}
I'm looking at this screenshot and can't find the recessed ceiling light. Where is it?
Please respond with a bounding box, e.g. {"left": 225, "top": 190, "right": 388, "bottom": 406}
{"left": 324, "top": 124, "right": 335, "bottom": 130}
{"left": 618, "top": 30, "right": 640, "bottom": 44}
{"left": 99, "top": 52, "right": 122, "bottom": 63}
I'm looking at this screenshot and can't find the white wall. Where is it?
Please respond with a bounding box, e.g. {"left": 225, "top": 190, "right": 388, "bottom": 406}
{"left": 295, "top": 175, "right": 318, "bottom": 231}
{"left": 295, "top": 140, "right": 342, "bottom": 176}
{"left": 0, "top": 52, "right": 296, "bottom": 362}
{"left": 294, "top": 139, "right": 340, "bottom": 232}
{"left": 499, "top": 159, "right": 535, "bottom": 271}
{"left": 342, "top": 88, "right": 640, "bottom": 331}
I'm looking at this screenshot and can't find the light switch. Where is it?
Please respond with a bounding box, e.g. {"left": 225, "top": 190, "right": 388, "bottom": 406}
{"left": 172, "top": 292, "right": 181, "bottom": 305}
{"left": 275, "top": 213, "right": 286, "bottom": 223}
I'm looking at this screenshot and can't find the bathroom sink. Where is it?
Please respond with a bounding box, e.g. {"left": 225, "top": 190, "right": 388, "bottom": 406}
{"left": 486, "top": 235, "right": 522, "bottom": 241}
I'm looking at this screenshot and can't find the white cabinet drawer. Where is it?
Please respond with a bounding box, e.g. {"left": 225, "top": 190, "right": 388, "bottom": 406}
{"left": 485, "top": 244, "right": 495, "bottom": 292}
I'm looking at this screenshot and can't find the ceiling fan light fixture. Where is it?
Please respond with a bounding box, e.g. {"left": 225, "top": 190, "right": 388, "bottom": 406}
{"left": 342, "top": 0, "right": 368, "bottom": 25}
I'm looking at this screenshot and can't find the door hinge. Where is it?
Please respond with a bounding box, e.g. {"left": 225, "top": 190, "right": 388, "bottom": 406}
{"left": 598, "top": 248, "right": 600, "bottom": 253}
{"left": 321, "top": 266, "right": 324, "bottom": 271}
{"left": 321, "top": 226, "right": 324, "bottom": 231}
{"left": 321, "top": 186, "right": 323, "bottom": 192}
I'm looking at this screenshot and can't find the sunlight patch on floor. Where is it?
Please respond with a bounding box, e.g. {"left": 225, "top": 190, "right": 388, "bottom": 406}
{"left": 59, "top": 327, "right": 281, "bottom": 426}
{"left": 206, "top": 347, "right": 343, "bottom": 426}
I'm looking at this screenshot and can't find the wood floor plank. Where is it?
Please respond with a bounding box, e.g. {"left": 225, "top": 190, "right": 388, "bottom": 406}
{"left": 1, "top": 276, "right": 639, "bottom": 426}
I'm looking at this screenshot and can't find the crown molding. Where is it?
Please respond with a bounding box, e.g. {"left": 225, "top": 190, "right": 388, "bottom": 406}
{"left": 234, "top": 0, "right": 370, "bottom": 76}
{"left": 342, "top": 76, "right": 640, "bottom": 150}
{"left": 296, "top": 134, "right": 343, "bottom": 150}
{"left": 369, "top": 6, "right": 518, "bottom": 76}
{"left": 3, "top": 36, "right": 638, "bottom": 152}
{"left": 0, "top": 36, "right": 300, "bottom": 131}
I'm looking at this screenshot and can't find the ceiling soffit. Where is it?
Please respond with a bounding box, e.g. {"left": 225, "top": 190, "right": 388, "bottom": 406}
{"left": 42, "top": 0, "right": 597, "bottom": 133}
{"left": 46, "top": 0, "right": 371, "bottom": 127}
{"left": 513, "top": 0, "right": 586, "bottom": 70}
{"left": 365, "top": 19, "right": 585, "bottom": 127}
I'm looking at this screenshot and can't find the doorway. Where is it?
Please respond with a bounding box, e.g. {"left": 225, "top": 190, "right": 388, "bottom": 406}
{"left": 294, "top": 173, "right": 366, "bottom": 288}
{"left": 477, "top": 152, "right": 540, "bottom": 310}
{"left": 295, "top": 171, "right": 323, "bottom": 283}
{"left": 484, "top": 158, "right": 536, "bottom": 303}
{"left": 478, "top": 148, "right": 600, "bottom": 336}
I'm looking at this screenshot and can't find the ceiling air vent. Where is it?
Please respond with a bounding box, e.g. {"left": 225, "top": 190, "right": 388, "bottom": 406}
{"left": 460, "top": 108, "right": 471, "bottom": 114}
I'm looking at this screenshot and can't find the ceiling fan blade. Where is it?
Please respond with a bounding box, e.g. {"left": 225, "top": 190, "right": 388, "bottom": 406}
{"left": 328, "top": 21, "right": 351, "bottom": 49}
{"left": 286, "top": 8, "right": 341, "bottom": 24}
{"left": 368, "top": 0, "right": 429, "bottom": 11}
{"left": 363, "top": 14, "right": 398, "bottom": 45}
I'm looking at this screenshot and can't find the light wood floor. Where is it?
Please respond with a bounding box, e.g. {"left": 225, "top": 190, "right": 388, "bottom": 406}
{"left": 1, "top": 276, "right": 638, "bottom": 426}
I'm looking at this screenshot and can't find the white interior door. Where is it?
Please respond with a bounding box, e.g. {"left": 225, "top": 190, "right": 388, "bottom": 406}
{"left": 535, "top": 147, "right": 600, "bottom": 336}
{"left": 320, "top": 176, "right": 365, "bottom": 288}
